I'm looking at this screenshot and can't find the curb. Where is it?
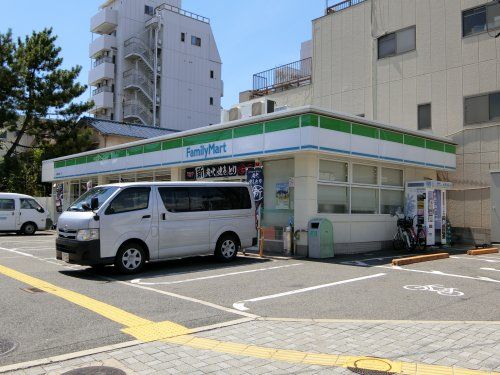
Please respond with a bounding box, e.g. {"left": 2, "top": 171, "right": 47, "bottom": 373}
{"left": 467, "top": 248, "right": 498, "bottom": 255}
{"left": 392, "top": 253, "right": 449, "bottom": 266}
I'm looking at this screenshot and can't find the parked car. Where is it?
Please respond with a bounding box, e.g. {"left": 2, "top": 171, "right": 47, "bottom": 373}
{"left": 0, "top": 193, "right": 52, "bottom": 235}
{"left": 56, "top": 182, "right": 256, "bottom": 274}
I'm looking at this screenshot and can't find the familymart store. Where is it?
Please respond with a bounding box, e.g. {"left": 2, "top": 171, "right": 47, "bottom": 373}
{"left": 42, "top": 106, "right": 456, "bottom": 254}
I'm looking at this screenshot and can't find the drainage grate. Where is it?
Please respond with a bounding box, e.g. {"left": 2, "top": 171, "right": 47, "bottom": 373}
{"left": 21, "top": 287, "right": 45, "bottom": 294}
{"left": 62, "top": 367, "right": 127, "bottom": 375}
{"left": 0, "top": 339, "right": 18, "bottom": 357}
{"left": 348, "top": 358, "right": 396, "bottom": 375}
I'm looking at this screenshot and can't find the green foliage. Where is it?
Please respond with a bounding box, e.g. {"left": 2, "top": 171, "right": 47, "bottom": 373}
{"left": 0, "top": 27, "right": 96, "bottom": 195}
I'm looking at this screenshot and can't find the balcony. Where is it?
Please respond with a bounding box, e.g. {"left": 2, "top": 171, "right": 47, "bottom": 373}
{"left": 88, "top": 59, "right": 114, "bottom": 86}
{"left": 326, "top": 0, "right": 366, "bottom": 14}
{"left": 251, "top": 57, "right": 312, "bottom": 97}
{"left": 123, "top": 69, "right": 154, "bottom": 102}
{"left": 89, "top": 87, "right": 113, "bottom": 114}
{"left": 124, "top": 38, "right": 154, "bottom": 71}
{"left": 91, "top": 8, "right": 118, "bottom": 34}
{"left": 89, "top": 34, "right": 117, "bottom": 58}
{"left": 123, "top": 100, "right": 153, "bottom": 125}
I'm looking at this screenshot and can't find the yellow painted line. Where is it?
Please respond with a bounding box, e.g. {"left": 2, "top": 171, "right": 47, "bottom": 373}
{"left": 1, "top": 263, "right": 499, "bottom": 375}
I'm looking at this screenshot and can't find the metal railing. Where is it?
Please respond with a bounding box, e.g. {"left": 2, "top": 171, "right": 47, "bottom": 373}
{"left": 154, "top": 3, "right": 209, "bottom": 23}
{"left": 124, "top": 38, "right": 153, "bottom": 70}
{"left": 92, "top": 85, "right": 113, "bottom": 96}
{"left": 123, "top": 100, "right": 153, "bottom": 125}
{"left": 326, "top": 0, "right": 366, "bottom": 14}
{"left": 252, "top": 57, "right": 312, "bottom": 94}
{"left": 92, "top": 56, "right": 113, "bottom": 68}
{"left": 123, "top": 69, "right": 154, "bottom": 101}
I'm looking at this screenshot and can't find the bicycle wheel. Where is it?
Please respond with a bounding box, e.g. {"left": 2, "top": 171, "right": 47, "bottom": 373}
{"left": 437, "top": 289, "right": 464, "bottom": 297}
{"left": 415, "top": 229, "right": 427, "bottom": 251}
{"left": 393, "top": 231, "right": 405, "bottom": 251}
{"left": 403, "top": 285, "right": 429, "bottom": 291}
{"left": 402, "top": 231, "right": 412, "bottom": 252}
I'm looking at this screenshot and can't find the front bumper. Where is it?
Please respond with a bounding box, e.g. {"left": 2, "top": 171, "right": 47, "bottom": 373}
{"left": 56, "top": 237, "right": 112, "bottom": 265}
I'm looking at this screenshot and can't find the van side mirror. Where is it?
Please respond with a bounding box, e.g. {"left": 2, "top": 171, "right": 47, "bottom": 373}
{"left": 90, "top": 197, "right": 99, "bottom": 211}
{"left": 37, "top": 207, "right": 45, "bottom": 213}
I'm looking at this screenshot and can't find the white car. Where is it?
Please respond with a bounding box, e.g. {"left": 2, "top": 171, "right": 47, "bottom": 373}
{"left": 0, "top": 193, "right": 51, "bottom": 235}
{"left": 56, "top": 182, "right": 256, "bottom": 274}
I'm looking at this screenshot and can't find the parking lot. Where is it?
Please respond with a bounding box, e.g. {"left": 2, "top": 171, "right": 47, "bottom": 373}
{"left": 0, "top": 232, "right": 499, "bottom": 370}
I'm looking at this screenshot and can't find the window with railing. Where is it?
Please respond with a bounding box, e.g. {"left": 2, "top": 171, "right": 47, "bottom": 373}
{"left": 252, "top": 57, "right": 312, "bottom": 94}
{"left": 93, "top": 56, "right": 113, "bottom": 68}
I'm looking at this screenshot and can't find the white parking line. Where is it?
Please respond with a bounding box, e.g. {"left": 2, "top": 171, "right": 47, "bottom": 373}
{"left": 481, "top": 267, "right": 500, "bottom": 272}
{"left": 450, "top": 256, "right": 500, "bottom": 263}
{"left": 232, "top": 273, "right": 386, "bottom": 311}
{"left": 0, "top": 246, "right": 83, "bottom": 270}
{"left": 130, "top": 263, "right": 302, "bottom": 285}
{"left": 377, "top": 265, "right": 500, "bottom": 283}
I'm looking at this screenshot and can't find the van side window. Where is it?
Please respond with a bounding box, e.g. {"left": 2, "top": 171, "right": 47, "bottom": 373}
{"left": 209, "top": 187, "right": 251, "bottom": 210}
{"left": 105, "top": 187, "right": 150, "bottom": 215}
{"left": 20, "top": 198, "right": 42, "bottom": 210}
{"left": 159, "top": 187, "right": 190, "bottom": 212}
{"left": 0, "top": 199, "right": 15, "bottom": 211}
{"left": 188, "top": 187, "right": 209, "bottom": 211}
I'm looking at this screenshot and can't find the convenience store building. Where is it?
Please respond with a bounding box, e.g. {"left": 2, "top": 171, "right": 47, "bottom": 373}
{"left": 41, "top": 106, "right": 456, "bottom": 254}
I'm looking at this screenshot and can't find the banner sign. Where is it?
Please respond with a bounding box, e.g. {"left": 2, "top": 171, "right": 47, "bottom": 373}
{"left": 185, "top": 162, "right": 255, "bottom": 180}
{"left": 246, "top": 166, "right": 264, "bottom": 204}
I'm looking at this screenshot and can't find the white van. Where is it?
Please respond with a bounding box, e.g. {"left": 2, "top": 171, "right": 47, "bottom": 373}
{"left": 56, "top": 182, "right": 256, "bottom": 273}
{"left": 0, "top": 193, "right": 51, "bottom": 235}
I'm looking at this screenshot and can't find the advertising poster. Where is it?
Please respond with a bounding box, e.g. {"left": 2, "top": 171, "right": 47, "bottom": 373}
{"left": 275, "top": 182, "right": 289, "bottom": 209}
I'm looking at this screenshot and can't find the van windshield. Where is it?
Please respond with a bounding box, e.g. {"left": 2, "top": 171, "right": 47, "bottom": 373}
{"left": 68, "top": 186, "right": 119, "bottom": 212}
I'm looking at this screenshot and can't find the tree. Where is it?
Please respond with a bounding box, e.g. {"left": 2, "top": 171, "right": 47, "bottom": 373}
{"left": 0, "top": 30, "right": 18, "bottom": 146}
{"left": 2, "top": 27, "right": 91, "bottom": 158}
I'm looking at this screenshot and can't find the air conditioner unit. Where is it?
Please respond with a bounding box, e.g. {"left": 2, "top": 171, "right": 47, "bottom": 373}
{"left": 251, "top": 99, "right": 276, "bottom": 116}
{"left": 274, "top": 105, "right": 288, "bottom": 112}
{"left": 228, "top": 107, "right": 241, "bottom": 121}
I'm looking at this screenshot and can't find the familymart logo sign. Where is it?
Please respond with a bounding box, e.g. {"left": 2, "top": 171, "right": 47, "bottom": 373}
{"left": 185, "top": 141, "right": 231, "bottom": 161}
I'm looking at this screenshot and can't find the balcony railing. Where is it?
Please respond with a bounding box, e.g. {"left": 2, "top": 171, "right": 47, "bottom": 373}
{"left": 123, "top": 100, "right": 153, "bottom": 125}
{"left": 123, "top": 69, "right": 154, "bottom": 101}
{"left": 93, "top": 56, "right": 113, "bottom": 68}
{"left": 252, "top": 57, "right": 312, "bottom": 95}
{"left": 92, "top": 86, "right": 113, "bottom": 96}
{"left": 154, "top": 3, "right": 209, "bottom": 24}
{"left": 326, "top": 0, "right": 366, "bottom": 14}
{"left": 124, "top": 38, "right": 153, "bottom": 70}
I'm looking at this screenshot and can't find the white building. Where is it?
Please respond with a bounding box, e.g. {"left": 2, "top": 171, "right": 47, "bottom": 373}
{"left": 88, "top": 0, "right": 222, "bottom": 131}
{"left": 232, "top": 0, "right": 500, "bottom": 243}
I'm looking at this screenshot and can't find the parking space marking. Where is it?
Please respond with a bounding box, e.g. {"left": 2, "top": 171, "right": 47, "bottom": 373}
{"left": 403, "top": 284, "right": 464, "bottom": 297}
{"left": 481, "top": 267, "right": 500, "bottom": 272}
{"left": 0, "top": 246, "right": 84, "bottom": 270}
{"left": 232, "top": 273, "right": 386, "bottom": 311}
{"left": 377, "top": 265, "right": 500, "bottom": 283}
{"left": 130, "top": 263, "right": 302, "bottom": 285}
{"left": 450, "top": 255, "right": 500, "bottom": 263}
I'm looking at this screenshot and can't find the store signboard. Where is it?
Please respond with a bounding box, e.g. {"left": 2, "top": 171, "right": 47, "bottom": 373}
{"left": 185, "top": 162, "right": 255, "bottom": 180}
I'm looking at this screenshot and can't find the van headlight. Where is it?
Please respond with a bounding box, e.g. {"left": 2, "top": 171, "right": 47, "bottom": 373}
{"left": 76, "top": 229, "right": 99, "bottom": 241}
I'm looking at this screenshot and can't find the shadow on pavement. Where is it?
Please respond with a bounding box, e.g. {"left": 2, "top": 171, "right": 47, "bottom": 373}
{"left": 59, "top": 254, "right": 273, "bottom": 282}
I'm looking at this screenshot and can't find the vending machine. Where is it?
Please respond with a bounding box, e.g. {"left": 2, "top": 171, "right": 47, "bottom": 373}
{"left": 405, "top": 180, "right": 452, "bottom": 246}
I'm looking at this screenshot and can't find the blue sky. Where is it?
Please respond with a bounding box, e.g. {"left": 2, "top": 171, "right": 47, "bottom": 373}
{"left": 0, "top": 0, "right": 324, "bottom": 109}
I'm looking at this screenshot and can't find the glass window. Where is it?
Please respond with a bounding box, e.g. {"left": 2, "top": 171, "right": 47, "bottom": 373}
{"left": 465, "top": 94, "right": 490, "bottom": 125}
{"left": 380, "top": 190, "right": 404, "bottom": 214}
{"left": 378, "top": 33, "right": 396, "bottom": 58}
{"left": 210, "top": 70, "right": 214, "bottom": 79}
{"left": 20, "top": 198, "right": 42, "bottom": 210}
{"left": 381, "top": 168, "right": 403, "bottom": 187}
{"left": 396, "top": 27, "right": 416, "bottom": 54}
{"left": 0, "top": 199, "right": 15, "bottom": 211}
{"left": 144, "top": 5, "right": 154, "bottom": 16}
{"left": 188, "top": 187, "right": 209, "bottom": 212}
{"left": 318, "top": 185, "right": 349, "bottom": 214}
{"left": 209, "top": 97, "right": 214, "bottom": 106}
{"left": 418, "top": 103, "right": 431, "bottom": 130}
{"left": 209, "top": 187, "right": 251, "bottom": 211}
{"left": 68, "top": 186, "right": 119, "bottom": 212}
{"left": 462, "top": 6, "right": 486, "bottom": 37}
{"left": 159, "top": 187, "right": 189, "bottom": 213}
{"left": 191, "top": 36, "right": 201, "bottom": 47}
{"left": 486, "top": 3, "right": 500, "bottom": 31}
{"left": 353, "top": 164, "right": 378, "bottom": 185}
{"left": 180, "top": 32, "right": 185, "bottom": 42}
{"left": 105, "top": 187, "right": 150, "bottom": 215}
{"left": 351, "top": 187, "right": 379, "bottom": 214}
{"left": 319, "top": 160, "right": 348, "bottom": 182}
{"left": 490, "top": 92, "right": 500, "bottom": 121}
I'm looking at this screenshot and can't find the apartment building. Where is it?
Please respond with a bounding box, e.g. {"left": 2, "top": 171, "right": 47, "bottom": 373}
{"left": 88, "top": 0, "right": 222, "bottom": 131}
{"left": 233, "top": 0, "right": 500, "bottom": 242}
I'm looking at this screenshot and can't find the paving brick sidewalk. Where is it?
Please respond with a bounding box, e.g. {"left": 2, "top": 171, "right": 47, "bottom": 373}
{"left": 2, "top": 319, "right": 499, "bottom": 374}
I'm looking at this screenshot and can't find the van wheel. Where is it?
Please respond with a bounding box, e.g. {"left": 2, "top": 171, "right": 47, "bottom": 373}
{"left": 115, "top": 243, "right": 145, "bottom": 274}
{"left": 22, "top": 222, "right": 37, "bottom": 235}
{"left": 215, "top": 234, "right": 239, "bottom": 262}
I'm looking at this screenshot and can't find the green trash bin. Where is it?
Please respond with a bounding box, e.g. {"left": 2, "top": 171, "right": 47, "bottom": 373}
{"left": 308, "top": 218, "right": 334, "bottom": 258}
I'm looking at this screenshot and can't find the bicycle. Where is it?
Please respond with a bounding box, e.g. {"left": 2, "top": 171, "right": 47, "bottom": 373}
{"left": 392, "top": 214, "right": 426, "bottom": 252}
{"left": 404, "top": 284, "right": 464, "bottom": 297}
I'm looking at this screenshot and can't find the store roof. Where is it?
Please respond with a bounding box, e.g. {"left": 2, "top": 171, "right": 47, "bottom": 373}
{"left": 81, "top": 117, "right": 178, "bottom": 139}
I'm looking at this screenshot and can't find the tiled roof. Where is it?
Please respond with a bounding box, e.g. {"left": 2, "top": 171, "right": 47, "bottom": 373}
{"left": 80, "top": 117, "right": 178, "bottom": 139}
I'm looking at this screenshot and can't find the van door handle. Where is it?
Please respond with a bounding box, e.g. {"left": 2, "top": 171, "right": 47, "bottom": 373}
{"left": 161, "top": 213, "right": 166, "bottom": 220}
{"left": 142, "top": 215, "right": 151, "bottom": 219}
